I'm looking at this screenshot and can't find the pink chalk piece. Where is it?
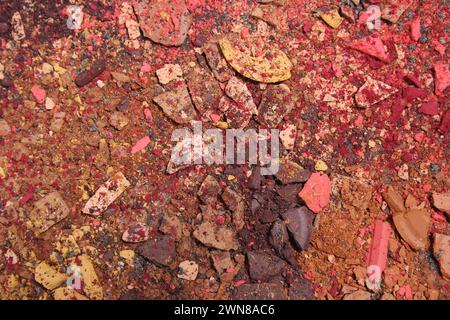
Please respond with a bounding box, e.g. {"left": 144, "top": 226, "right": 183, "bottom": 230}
{"left": 433, "top": 61, "right": 450, "bottom": 96}
{"left": 414, "top": 132, "right": 424, "bottom": 142}
{"left": 432, "top": 40, "right": 445, "bottom": 55}
{"left": 349, "top": 34, "right": 390, "bottom": 63}
{"left": 366, "top": 220, "right": 391, "bottom": 291}
{"left": 432, "top": 211, "right": 447, "bottom": 222}
{"left": 233, "top": 280, "right": 246, "bottom": 287}
{"left": 410, "top": 17, "right": 421, "bottom": 42}
{"left": 397, "top": 285, "right": 413, "bottom": 300}
{"left": 144, "top": 108, "right": 153, "bottom": 123}
{"left": 423, "top": 184, "right": 432, "bottom": 192}
{"left": 298, "top": 173, "right": 331, "bottom": 213}
{"left": 210, "top": 113, "right": 221, "bottom": 122}
{"left": 140, "top": 62, "right": 151, "bottom": 73}
{"left": 131, "top": 136, "right": 151, "bottom": 154}
{"left": 31, "top": 85, "right": 46, "bottom": 104}
{"left": 355, "top": 114, "right": 364, "bottom": 128}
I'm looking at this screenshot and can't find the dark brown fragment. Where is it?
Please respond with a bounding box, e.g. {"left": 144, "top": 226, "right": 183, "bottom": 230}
{"left": 75, "top": 59, "right": 107, "bottom": 87}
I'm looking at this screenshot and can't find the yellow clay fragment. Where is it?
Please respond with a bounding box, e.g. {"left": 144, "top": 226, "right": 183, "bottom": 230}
{"left": 320, "top": 9, "right": 344, "bottom": 29}
{"left": 315, "top": 160, "right": 328, "bottom": 171}
{"left": 219, "top": 38, "right": 292, "bottom": 83}
{"left": 34, "top": 262, "right": 67, "bottom": 290}
{"left": 53, "top": 287, "right": 89, "bottom": 300}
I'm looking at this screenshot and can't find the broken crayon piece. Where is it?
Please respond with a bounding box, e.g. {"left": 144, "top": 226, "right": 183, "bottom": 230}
{"left": 131, "top": 136, "right": 151, "bottom": 154}
{"left": 366, "top": 220, "right": 391, "bottom": 291}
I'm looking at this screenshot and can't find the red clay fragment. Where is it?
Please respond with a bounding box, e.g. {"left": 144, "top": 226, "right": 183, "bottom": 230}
{"left": 366, "top": 220, "right": 391, "bottom": 291}
{"left": 298, "top": 173, "right": 331, "bottom": 213}
{"left": 419, "top": 101, "right": 438, "bottom": 116}
{"left": 131, "top": 136, "right": 151, "bottom": 154}
{"left": 355, "top": 77, "right": 397, "bottom": 108}
{"left": 348, "top": 34, "right": 390, "bottom": 63}
{"left": 439, "top": 109, "right": 450, "bottom": 134}
{"left": 410, "top": 17, "right": 421, "bottom": 42}
{"left": 433, "top": 61, "right": 450, "bottom": 96}
{"left": 432, "top": 40, "right": 445, "bottom": 55}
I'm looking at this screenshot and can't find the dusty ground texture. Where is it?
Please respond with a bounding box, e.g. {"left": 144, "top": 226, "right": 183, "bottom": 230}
{"left": 0, "top": 0, "right": 449, "bottom": 300}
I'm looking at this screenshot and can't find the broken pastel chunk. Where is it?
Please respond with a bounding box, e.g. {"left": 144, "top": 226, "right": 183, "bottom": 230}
{"left": 82, "top": 172, "right": 130, "bottom": 216}
{"left": 298, "top": 173, "right": 331, "bottom": 213}
{"left": 348, "top": 35, "right": 390, "bottom": 62}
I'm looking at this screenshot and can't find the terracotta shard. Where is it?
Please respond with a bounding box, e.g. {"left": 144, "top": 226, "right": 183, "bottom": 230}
{"left": 250, "top": 4, "right": 287, "bottom": 29}
{"left": 153, "top": 86, "right": 197, "bottom": 124}
{"left": 433, "top": 61, "right": 450, "bottom": 96}
{"left": 392, "top": 209, "right": 431, "bottom": 250}
{"left": 137, "top": 235, "right": 176, "bottom": 267}
{"left": 433, "top": 233, "right": 450, "bottom": 279}
{"left": 197, "top": 175, "right": 221, "bottom": 204}
{"left": 382, "top": 186, "right": 406, "bottom": 213}
{"left": 247, "top": 251, "right": 286, "bottom": 281}
{"left": 220, "top": 77, "right": 257, "bottom": 127}
{"left": 133, "top": 0, "right": 192, "bottom": 46}
{"left": 202, "top": 40, "right": 235, "bottom": 82}
{"left": 222, "top": 187, "right": 246, "bottom": 230}
{"left": 432, "top": 192, "right": 450, "bottom": 216}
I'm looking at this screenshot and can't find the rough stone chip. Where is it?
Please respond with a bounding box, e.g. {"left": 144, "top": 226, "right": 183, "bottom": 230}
{"left": 177, "top": 260, "right": 199, "bottom": 281}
